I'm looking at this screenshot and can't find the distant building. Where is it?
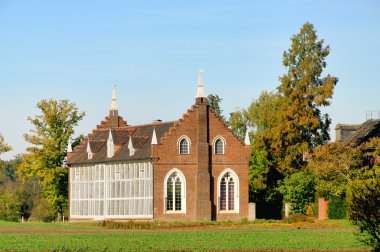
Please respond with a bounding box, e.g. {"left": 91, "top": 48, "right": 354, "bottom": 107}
{"left": 67, "top": 71, "right": 250, "bottom": 221}
{"left": 336, "top": 119, "right": 380, "bottom": 145}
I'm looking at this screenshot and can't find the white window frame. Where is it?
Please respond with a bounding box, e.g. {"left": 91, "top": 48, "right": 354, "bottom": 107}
{"left": 177, "top": 135, "right": 191, "bottom": 155}
{"left": 217, "top": 168, "right": 239, "bottom": 213}
{"left": 164, "top": 168, "right": 186, "bottom": 214}
{"left": 212, "top": 136, "right": 226, "bottom": 155}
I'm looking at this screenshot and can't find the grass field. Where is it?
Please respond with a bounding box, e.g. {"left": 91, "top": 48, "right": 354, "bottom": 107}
{"left": 0, "top": 220, "right": 370, "bottom": 251}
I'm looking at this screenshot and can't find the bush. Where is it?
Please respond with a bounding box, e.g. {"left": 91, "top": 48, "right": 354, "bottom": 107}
{"left": 328, "top": 195, "right": 347, "bottom": 219}
{"left": 29, "top": 197, "right": 56, "bottom": 222}
{"left": 0, "top": 192, "right": 20, "bottom": 221}
{"left": 347, "top": 166, "right": 380, "bottom": 250}
{"left": 278, "top": 172, "right": 316, "bottom": 215}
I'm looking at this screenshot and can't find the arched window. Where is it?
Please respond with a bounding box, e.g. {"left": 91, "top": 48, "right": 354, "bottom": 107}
{"left": 218, "top": 169, "right": 239, "bottom": 212}
{"left": 213, "top": 136, "right": 226, "bottom": 155}
{"left": 178, "top": 136, "right": 191, "bottom": 154}
{"left": 164, "top": 169, "right": 186, "bottom": 212}
{"left": 215, "top": 139, "right": 224, "bottom": 154}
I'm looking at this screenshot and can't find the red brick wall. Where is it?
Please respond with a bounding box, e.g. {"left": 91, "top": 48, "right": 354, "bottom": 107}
{"left": 153, "top": 100, "right": 249, "bottom": 221}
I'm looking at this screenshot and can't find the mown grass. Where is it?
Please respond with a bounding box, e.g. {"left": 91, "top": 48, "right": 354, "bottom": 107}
{"left": 0, "top": 220, "right": 369, "bottom": 251}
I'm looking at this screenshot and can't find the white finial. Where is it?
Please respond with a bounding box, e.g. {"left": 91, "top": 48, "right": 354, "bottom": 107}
{"left": 151, "top": 128, "right": 158, "bottom": 145}
{"left": 196, "top": 68, "right": 206, "bottom": 98}
{"left": 244, "top": 130, "right": 250, "bottom": 145}
{"left": 110, "top": 84, "right": 118, "bottom": 110}
{"left": 128, "top": 137, "right": 135, "bottom": 156}
{"left": 67, "top": 138, "right": 73, "bottom": 153}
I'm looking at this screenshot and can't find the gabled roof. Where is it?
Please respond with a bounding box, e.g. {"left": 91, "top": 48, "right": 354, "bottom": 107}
{"left": 67, "top": 117, "right": 176, "bottom": 165}
{"left": 342, "top": 120, "right": 380, "bottom": 145}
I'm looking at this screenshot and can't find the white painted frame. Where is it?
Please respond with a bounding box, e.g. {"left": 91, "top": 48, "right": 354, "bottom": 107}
{"left": 163, "top": 168, "right": 187, "bottom": 214}
{"left": 177, "top": 135, "right": 191, "bottom": 154}
{"left": 212, "top": 136, "right": 226, "bottom": 154}
{"left": 217, "top": 168, "right": 239, "bottom": 213}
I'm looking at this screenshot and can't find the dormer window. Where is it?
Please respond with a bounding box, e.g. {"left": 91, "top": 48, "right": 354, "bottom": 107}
{"left": 87, "top": 141, "right": 93, "bottom": 160}
{"left": 213, "top": 136, "right": 226, "bottom": 155}
{"left": 178, "top": 136, "right": 191, "bottom": 155}
{"left": 107, "top": 130, "right": 114, "bottom": 158}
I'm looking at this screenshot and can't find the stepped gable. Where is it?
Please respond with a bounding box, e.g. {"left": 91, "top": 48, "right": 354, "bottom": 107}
{"left": 67, "top": 120, "right": 176, "bottom": 165}
{"left": 342, "top": 119, "right": 380, "bottom": 145}
{"left": 208, "top": 108, "right": 246, "bottom": 146}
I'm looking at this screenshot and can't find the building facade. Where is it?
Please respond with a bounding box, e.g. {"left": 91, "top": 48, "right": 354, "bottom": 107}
{"left": 67, "top": 73, "right": 250, "bottom": 221}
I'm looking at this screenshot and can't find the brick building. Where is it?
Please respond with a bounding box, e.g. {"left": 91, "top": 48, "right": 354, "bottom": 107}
{"left": 67, "top": 72, "right": 250, "bottom": 221}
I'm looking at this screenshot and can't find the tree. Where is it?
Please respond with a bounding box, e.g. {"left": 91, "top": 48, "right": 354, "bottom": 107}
{"left": 207, "top": 94, "right": 226, "bottom": 122}
{"left": 307, "top": 142, "right": 361, "bottom": 198}
{"left": 278, "top": 171, "right": 316, "bottom": 215}
{"left": 228, "top": 23, "right": 338, "bottom": 218}
{"left": 275, "top": 22, "right": 338, "bottom": 175}
{"left": 0, "top": 192, "right": 21, "bottom": 222}
{"left": 345, "top": 138, "right": 380, "bottom": 250}
{"left": 17, "top": 99, "right": 85, "bottom": 220}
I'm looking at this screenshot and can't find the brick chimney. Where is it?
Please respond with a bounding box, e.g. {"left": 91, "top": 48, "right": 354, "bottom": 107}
{"left": 194, "top": 69, "right": 212, "bottom": 220}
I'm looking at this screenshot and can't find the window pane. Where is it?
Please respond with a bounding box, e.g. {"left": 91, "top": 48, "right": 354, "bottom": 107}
{"left": 228, "top": 179, "right": 234, "bottom": 210}
{"left": 179, "top": 139, "right": 189, "bottom": 154}
{"left": 215, "top": 139, "right": 224, "bottom": 154}
{"left": 166, "top": 179, "right": 173, "bottom": 211}
{"left": 220, "top": 178, "right": 226, "bottom": 210}
{"left": 175, "top": 178, "right": 181, "bottom": 211}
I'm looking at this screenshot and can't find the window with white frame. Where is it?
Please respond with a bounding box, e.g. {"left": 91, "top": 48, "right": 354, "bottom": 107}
{"left": 178, "top": 136, "right": 190, "bottom": 154}
{"left": 165, "top": 169, "right": 186, "bottom": 213}
{"left": 218, "top": 169, "right": 239, "bottom": 212}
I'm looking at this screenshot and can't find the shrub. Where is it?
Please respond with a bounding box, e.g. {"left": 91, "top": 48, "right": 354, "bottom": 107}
{"left": 347, "top": 166, "right": 380, "bottom": 250}
{"left": 0, "top": 192, "right": 20, "bottom": 221}
{"left": 278, "top": 172, "right": 316, "bottom": 215}
{"left": 328, "top": 195, "right": 347, "bottom": 219}
{"left": 29, "top": 197, "right": 55, "bottom": 222}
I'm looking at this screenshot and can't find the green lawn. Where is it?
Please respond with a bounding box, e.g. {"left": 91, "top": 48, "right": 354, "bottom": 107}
{"left": 0, "top": 220, "right": 370, "bottom": 251}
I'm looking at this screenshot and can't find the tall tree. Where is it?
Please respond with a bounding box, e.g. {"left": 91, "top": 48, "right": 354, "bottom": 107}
{"left": 275, "top": 22, "right": 338, "bottom": 174}
{"left": 207, "top": 94, "right": 226, "bottom": 122}
{"left": 17, "top": 99, "right": 85, "bottom": 219}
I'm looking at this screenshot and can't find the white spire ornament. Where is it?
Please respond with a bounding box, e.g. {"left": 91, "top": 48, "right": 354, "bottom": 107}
{"left": 244, "top": 130, "right": 251, "bottom": 146}
{"left": 196, "top": 69, "right": 206, "bottom": 98}
{"left": 67, "top": 138, "right": 73, "bottom": 153}
{"left": 110, "top": 84, "right": 118, "bottom": 110}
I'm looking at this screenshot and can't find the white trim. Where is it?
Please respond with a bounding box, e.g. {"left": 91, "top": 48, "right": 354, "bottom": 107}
{"left": 163, "top": 168, "right": 187, "bottom": 214}
{"left": 212, "top": 136, "right": 226, "bottom": 154}
{"left": 177, "top": 135, "right": 191, "bottom": 154}
{"left": 217, "top": 168, "right": 239, "bottom": 213}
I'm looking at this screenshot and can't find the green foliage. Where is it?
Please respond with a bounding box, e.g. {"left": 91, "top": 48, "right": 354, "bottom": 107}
{"left": 278, "top": 172, "right": 316, "bottom": 215}
{"left": 229, "top": 109, "right": 248, "bottom": 140}
{"left": 0, "top": 192, "right": 20, "bottom": 222}
{"left": 347, "top": 165, "right": 380, "bottom": 250}
{"left": 29, "top": 197, "right": 56, "bottom": 222}
{"left": 308, "top": 142, "right": 360, "bottom": 198}
{"left": 17, "top": 99, "right": 85, "bottom": 218}
{"left": 328, "top": 195, "right": 347, "bottom": 219}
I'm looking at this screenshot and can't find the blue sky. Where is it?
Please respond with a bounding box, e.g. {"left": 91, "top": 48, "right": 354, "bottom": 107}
{"left": 0, "top": 0, "right": 379, "bottom": 160}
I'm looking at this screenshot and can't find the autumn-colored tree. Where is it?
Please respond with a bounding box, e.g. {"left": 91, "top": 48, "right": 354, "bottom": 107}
{"left": 275, "top": 22, "right": 338, "bottom": 175}
{"left": 229, "top": 23, "right": 338, "bottom": 218}
{"left": 17, "top": 99, "right": 85, "bottom": 220}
